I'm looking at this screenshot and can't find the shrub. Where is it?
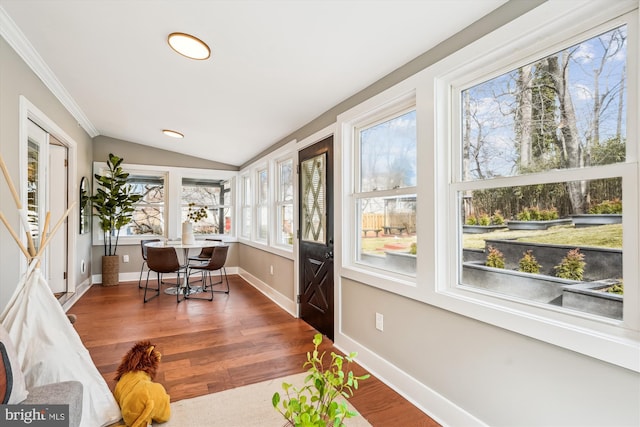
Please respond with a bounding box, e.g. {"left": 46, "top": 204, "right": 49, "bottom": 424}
{"left": 486, "top": 246, "right": 505, "bottom": 269}
{"left": 478, "top": 214, "right": 491, "bottom": 226}
{"left": 465, "top": 216, "right": 478, "bottom": 225}
{"left": 554, "top": 248, "right": 586, "bottom": 280}
{"left": 491, "top": 211, "right": 505, "bottom": 225}
{"left": 516, "top": 206, "right": 558, "bottom": 221}
{"left": 409, "top": 242, "right": 417, "bottom": 255}
{"left": 588, "top": 198, "right": 622, "bottom": 214}
{"left": 518, "top": 250, "right": 541, "bottom": 274}
{"left": 604, "top": 282, "right": 624, "bottom": 294}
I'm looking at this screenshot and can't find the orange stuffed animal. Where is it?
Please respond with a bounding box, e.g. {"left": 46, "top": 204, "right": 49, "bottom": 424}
{"left": 113, "top": 340, "right": 171, "bottom": 427}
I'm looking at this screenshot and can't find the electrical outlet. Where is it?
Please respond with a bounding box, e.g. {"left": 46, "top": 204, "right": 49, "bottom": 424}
{"left": 270, "top": 265, "right": 274, "bottom": 275}
{"left": 123, "top": 254, "right": 129, "bottom": 263}
{"left": 375, "top": 312, "right": 384, "bottom": 331}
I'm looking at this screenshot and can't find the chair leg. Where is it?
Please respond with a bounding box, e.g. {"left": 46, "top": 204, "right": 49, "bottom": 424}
{"left": 210, "top": 267, "right": 230, "bottom": 294}
{"left": 185, "top": 268, "right": 213, "bottom": 301}
{"left": 144, "top": 271, "right": 160, "bottom": 303}
{"left": 138, "top": 260, "right": 148, "bottom": 288}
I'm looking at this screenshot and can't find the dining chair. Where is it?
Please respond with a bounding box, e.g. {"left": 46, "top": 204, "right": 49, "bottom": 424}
{"left": 187, "top": 245, "right": 230, "bottom": 301}
{"left": 138, "top": 238, "right": 161, "bottom": 288}
{"left": 187, "top": 238, "right": 223, "bottom": 265}
{"left": 144, "top": 246, "right": 188, "bottom": 303}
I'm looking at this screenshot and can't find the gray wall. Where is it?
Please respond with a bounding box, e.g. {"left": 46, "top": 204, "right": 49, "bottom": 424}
{"left": 238, "top": 245, "right": 294, "bottom": 298}
{"left": 0, "top": 37, "right": 94, "bottom": 308}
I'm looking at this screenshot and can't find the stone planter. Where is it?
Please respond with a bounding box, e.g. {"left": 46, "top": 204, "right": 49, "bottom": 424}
{"left": 483, "top": 239, "right": 622, "bottom": 281}
{"left": 462, "top": 261, "right": 579, "bottom": 305}
{"left": 506, "top": 218, "right": 573, "bottom": 230}
{"left": 562, "top": 279, "right": 623, "bottom": 320}
{"left": 462, "top": 225, "right": 507, "bottom": 234}
{"left": 360, "top": 251, "right": 416, "bottom": 275}
{"left": 570, "top": 214, "right": 622, "bottom": 228}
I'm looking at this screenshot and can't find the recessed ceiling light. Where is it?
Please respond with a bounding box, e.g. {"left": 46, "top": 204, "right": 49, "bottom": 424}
{"left": 163, "top": 129, "right": 184, "bottom": 138}
{"left": 167, "top": 32, "right": 210, "bottom": 60}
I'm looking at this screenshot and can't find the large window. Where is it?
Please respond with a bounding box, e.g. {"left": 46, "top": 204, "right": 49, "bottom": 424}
{"left": 353, "top": 107, "right": 417, "bottom": 276}
{"left": 181, "top": 178, "right": 232, "bottom": 236}
{"left": 455, "top": 24, "right": 628, "bottom": 321}
{"left": 240, "top": 174, "right": 251, "bottom": 239}
{"left": 256, "top": 168, "right": 269, "bottom": 241}
{"left": 276, "top": 158, "right": 294, "bottom": 247}
{"left": 92, "top": 162, "right": 235, "bottom": 243}
{"left": 127, "top": 173, "right": 165, "bottom": 237}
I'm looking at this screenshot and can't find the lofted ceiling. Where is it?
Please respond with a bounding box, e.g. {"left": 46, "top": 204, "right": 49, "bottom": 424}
{"left": 1, "top": 0, "right": 507, "bottom": 167}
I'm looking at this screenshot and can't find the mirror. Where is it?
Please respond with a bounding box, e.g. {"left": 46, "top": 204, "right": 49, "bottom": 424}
{"left": 79, "top": 176, "right": 90, "bottom": 234}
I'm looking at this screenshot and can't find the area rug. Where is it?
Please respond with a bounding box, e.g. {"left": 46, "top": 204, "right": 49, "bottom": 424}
{"left": 152, "top": 372, "right": 372, "bottom": 426}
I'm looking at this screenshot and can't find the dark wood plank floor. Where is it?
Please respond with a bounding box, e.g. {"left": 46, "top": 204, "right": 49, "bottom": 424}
{"left": 71, "top": 275, "right": 439, "bottom": 426}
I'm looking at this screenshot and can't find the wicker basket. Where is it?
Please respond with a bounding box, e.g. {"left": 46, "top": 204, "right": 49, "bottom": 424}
{"left": 101, "top": 255, "right": 120, "bottom": 286}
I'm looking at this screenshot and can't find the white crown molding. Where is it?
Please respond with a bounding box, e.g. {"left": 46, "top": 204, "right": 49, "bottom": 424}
{"left": 0, "top": 6, "right": 99, "bottom": 137}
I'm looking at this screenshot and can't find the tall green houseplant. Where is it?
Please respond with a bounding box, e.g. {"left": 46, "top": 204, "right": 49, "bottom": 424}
{"left": 91, "top": 153, "right": 141, "bottom": 285}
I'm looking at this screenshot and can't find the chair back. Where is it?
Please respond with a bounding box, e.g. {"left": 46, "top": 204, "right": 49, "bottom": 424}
{"left": 146, "top": 247, "right": 180, "bottom": 273}
{"left": 141, "top": 239, "right": 161, "bottom": 260}
{"left": 205, "top": 245, "right": 229, "bottom": 270}
{"left": 196, "top": 238, "right": 224, "bottom": 258}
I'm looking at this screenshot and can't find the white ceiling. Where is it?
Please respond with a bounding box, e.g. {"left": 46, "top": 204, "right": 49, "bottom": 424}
{"left": 1, "top": 0, "right": 507, "bottom": 167}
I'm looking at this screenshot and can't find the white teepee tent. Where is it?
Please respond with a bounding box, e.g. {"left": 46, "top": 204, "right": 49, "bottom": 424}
{"left": 0, "top": 154, "right": 120, "bottom": 427}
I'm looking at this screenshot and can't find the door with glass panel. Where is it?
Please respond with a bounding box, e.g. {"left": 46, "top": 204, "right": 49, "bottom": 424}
{"left": 298, "top": 136, "right": 334, "bottom": 340}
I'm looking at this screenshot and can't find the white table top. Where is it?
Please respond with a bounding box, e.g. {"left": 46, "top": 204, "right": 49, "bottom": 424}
{"left": 145, "top": 240, "right": 224, "bottom": 249}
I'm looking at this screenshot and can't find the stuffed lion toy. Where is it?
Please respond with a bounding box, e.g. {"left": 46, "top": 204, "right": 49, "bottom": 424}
{"left": 114, "top": 340, "right": 171, "bottom": 427}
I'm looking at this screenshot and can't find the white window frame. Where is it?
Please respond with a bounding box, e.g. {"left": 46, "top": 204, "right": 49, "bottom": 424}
{"left": 347, "top": 96, "right": 418, "bottom": 282}
{"left": 275, "top": 156, "right": 295, "bottom": 249}
{"left": 429, "top": 1, "right": 639, "bottom": 371}
{"left": 255, "top": 166, "right": 269, "bottom": 243}
{"left": 238, "top": 140, "right": 296, "bottom": 259}
{"left": 240, "top": 173, "right": 252, "bottom": 240}
{"left": 92, "top": 162, "right": 237, "bottom": 244}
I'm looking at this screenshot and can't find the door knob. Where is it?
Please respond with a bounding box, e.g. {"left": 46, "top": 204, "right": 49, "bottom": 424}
{"left": 325, "top": 251, "right": 333, "bottom": 259}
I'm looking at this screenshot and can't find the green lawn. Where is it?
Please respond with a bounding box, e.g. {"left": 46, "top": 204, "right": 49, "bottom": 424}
{"left": 360, "top": 224, "right": 622, "bottom": 254}
{"left": 463, "top": 224, "right": 622, "bottom": 250}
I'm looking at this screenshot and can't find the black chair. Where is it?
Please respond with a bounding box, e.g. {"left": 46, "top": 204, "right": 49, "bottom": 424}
{"left": 144, "top": 246, "right": 188, "bottom": 303}
{"left": 138, "top": 238, "right": 161, "bottom": 288}
{"left": 187, "top": 245, "right": 230, "bottom": 300}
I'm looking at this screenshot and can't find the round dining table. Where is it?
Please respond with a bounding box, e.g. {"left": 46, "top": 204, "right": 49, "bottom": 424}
{"left": 145, "top": 239, "right": 224, "bottom": 295}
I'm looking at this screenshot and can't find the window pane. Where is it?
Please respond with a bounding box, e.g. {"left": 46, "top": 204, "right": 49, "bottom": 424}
{"left": 460, "top": 178, "right": 623, "bottom": 320}
{"left": 357, "top": 196, "right": 417, "bottom": 275}
{"left": 301, "top": 153, "right": 326, "bottom": 243}
{"left": 181, "top": 178, "right": 227, "bottom": 235}
{"left": 279, "top": 159, "right": 294, "bottom": 202}
{"left": 278, "top": 204, "right": 294, "bottom": 245}
{"left": 360, "top": 110, "right": 416, "bottom": 192}
{"left": 461, "top": 26, "right": 627, "bottom": 181}
{"left": 127, "top": 175, "right": 164, "bottom": 236}
{"left": 258, "top": 169, "right": 268, "bottom": 204}
{"left": 257, "top": 205, "right": 268, "bottom": 240}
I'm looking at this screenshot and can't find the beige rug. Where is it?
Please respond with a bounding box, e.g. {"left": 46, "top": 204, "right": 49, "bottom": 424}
{"left": 152, "top": 372, "right": 372, "bottom": 427}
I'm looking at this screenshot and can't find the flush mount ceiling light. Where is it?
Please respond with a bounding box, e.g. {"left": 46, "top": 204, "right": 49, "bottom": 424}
{"left": 167, "top": 32, "right": 210, "bottom": 60}
{"left": 163, "top": 129, "right": 184, "bottom": 139}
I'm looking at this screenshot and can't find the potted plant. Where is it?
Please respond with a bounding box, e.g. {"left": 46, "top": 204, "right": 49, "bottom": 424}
{"left": 91, "top": 153, "right": 142, "bottom": 286}
{"left": 571, "top": 199, "right": 622, "bottom": 227}
{"left": 272, "top": 333, "right": 370, "bottom": 427}
{"left": 506, "top": 206, "right": 572, "bottom": 230}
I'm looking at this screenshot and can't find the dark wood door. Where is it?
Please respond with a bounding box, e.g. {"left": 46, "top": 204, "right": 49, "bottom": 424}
{"left": 298, "top": 136, "right": 334, "bottom": 340}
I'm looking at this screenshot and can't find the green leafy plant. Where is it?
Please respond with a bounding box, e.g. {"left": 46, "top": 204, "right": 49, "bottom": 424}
{"left": 409, "top": 242, "right": 417, "bottom": 255}
{"left": 588, "top": 198, "right": 622, "bottom": 214}
{"left": 90, "top": 153, "right": 142, "bottom": 256}
{"left": 186, "top": 202, "right": 208, "bottom": 222}
{"left": 554, "top": 248, "right": 586, "bottom": 280}
{"left": 486, "top": 246, "right": 505, "bottom": 269}
{"left": 518, "top": 250, "right": 541, "bottom": 274}
{"left": 272, "top": 333, "right": 370, "bottom": 427}
{"left": 604, "top": 282, "right": 624, "bottom": 294}
{"left": 465, "top": 216, "right": 478, "bottom": 225}
{"left": 491, "top": 210, "right": 505, "bottom": 225}
{"left": 516, "top": 206, "right": 558, "bottom": 221}
{"left": 478, "top": 213, "right": 491, "bottom": 226}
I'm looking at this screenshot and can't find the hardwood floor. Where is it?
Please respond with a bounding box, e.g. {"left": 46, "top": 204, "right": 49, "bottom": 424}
{"left": 71, "top": 275, "right": 440, "bottom": 426}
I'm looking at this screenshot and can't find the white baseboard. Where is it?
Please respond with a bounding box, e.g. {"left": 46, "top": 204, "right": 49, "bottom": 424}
{"left": 237, "top": 268, "right": 297, "bottom": 316}
{"left": 92, "top": 266, "right": 241, "bottom": 287}
{"left": 334, "top": 332, "right": 487, "bottom": 427}
{"left": 61, "top": 277, "right": 92, "bottom": 311}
